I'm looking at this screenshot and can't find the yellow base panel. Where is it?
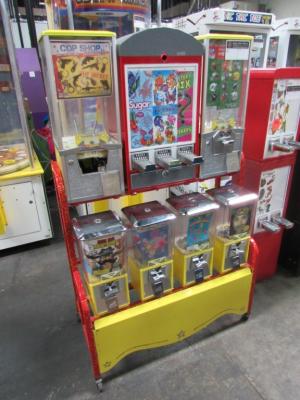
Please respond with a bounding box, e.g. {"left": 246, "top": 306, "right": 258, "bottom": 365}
{"left": 214, "top": 236, "right": 250, "bottom": 274}
{"left": 173, "top": 245, "right": 213, "bottom": 287}
{"left": 129, "top": 257, "right": 174, "bottom": 301}
{"left": 94, "top": 266, "right": 252, "bottom": 373}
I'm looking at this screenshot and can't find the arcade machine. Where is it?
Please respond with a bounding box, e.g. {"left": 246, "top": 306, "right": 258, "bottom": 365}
{"left": 122, "top": 201, "right": 176, "bottom": 300}
{"left": 73, "top": 210, "right": 130, "bottom": 315}
{"left": 46, "top": 0, "right": 151, "bottom": 35}
{"left": 196, "top": 33, "right": 252, "bottom": 179}
{"left": 237, "top": 68, "right": 300, "bottom": 281}
{"left": 207, "top": 184, "right": 257, "bottom": 274}
{"left": 167, "top": 192, "right": 219, "bottom": 286}
{"left": 39, "top": 30, "right": 125, "bottom": 204}
{"left": 267, "top": 18, "right": 300, "bottom": 68}
{"left": 117, "top": 27, "right": 204, "bottom": 194}
{"left": 0, "top": 0, "right": 52, "bottom": 249}
{"left": 173, "top": 8, "right": 274, "bottom": 68}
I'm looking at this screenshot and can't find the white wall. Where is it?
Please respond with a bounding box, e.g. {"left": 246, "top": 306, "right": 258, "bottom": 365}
{"left": 266, "top": 0, "right": 300, "bottom": 19}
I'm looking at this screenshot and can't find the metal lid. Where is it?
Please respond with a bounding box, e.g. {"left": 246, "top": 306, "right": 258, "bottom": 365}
{"left": 207, "top": 184, "right": 258, "bottom": 207}
{"left": 72, "top": 210, "right": 126, "bottom": 241}
{"left": 166, "top": 192, "right": 219, "bottom": 216}
{"left": 122, "top": 201, "right": 176, "bottom": 228}
{"left": 117, "top": 27, "right": 205, "bottom": 57}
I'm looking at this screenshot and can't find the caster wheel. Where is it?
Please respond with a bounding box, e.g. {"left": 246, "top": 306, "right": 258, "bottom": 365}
{"left": 241, "top": 313, "right": 249, "bottom": 322}
{"left": 96, "top": 378, "right": 103, "bottom": 393}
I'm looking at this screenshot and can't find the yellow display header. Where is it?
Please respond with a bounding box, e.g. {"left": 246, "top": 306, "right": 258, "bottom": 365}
{"left": 39, "top": 29, "right": 116, "bottom": 41}
{"left": 196, "top": 33, "right": 253, "bottom": 41}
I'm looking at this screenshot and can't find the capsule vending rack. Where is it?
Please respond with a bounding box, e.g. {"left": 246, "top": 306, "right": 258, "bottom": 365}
{"left": 50, "top": 27, "right": 258, "bottom": 392}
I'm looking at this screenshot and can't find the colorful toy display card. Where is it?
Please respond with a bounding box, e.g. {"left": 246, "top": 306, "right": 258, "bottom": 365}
{"left": 207, "top": 41, "right": 244, "bottom": 110}
{"left": 257, "top": 166, "right": 290, "bottom": 220}
{"left": 133, "top": 225, "right": 170, "bottom": 263}
{"left": 229, "top": 206, "right": 252, "bottom": 236}
{"left": 83, "top": 235, "right": 123, "bottom": 276}
{"left": 267, "top": 79, "right": 300, "bottom": 136}
{"left": 126, "top": 66, "right": 197, "bottom": 150}
{"left": 177, "top": 71, "right": 194, "bottom": 142}
{"left": 51, "top": 40, "right": 112, "bottom": 99}
{"left": 186, "top": 213, "right": 213, "bottom": 247}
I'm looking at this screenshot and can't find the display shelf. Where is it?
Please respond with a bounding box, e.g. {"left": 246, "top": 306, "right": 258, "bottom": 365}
{"left": 51, "top": 160, "right": 258, "bottom": 387}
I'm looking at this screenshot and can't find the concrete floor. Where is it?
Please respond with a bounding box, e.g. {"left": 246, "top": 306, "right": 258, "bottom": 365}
{"left": 1, "top": 195, "right": 300, "bottom": 400}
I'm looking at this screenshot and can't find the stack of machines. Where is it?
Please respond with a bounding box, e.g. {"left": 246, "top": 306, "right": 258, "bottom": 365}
{"left": 173, "top": 7, "right": 274, "bottom": 68}
{"left": 0, "top": 0, "right": 52, "bottom": 249}
{"left": 237, "top": 67, "right": 300, "bottom": 281}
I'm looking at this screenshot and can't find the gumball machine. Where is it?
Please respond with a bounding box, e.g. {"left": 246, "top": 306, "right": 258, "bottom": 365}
{"left": 166, "top": 193, "right": 219, "bottom": 286}
{"left": 39, "top": 30, "right": 125, "bottom": 203}
{"left": 207, "top": 184, "right": 257, "bottom": 273}
{"left": 196, "top": 34, "right": 252, "bottom": 179}
{"left": 73, "top": 210, "right": 130, "bottom": 315}
{"left": 117, "top": 27, "right": 204, "bottom": 193}
{"left": 122, "top": 201, "right": 176, "bottom": 301}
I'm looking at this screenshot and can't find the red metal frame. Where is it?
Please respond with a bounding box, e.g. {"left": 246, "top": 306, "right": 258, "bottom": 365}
{"left": 248, "top": 238, "right": 259, "bottom": 314}
{"left": 118, "top": 55, "right": 203, "bottom": 194}
{"left": 51, "top": 161, "right": 101, "bottom": 380}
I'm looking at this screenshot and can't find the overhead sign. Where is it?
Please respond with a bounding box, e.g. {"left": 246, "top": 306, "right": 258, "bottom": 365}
{"left": 224, "top": 11, "right": 272, "bottom": 25}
